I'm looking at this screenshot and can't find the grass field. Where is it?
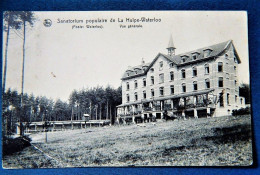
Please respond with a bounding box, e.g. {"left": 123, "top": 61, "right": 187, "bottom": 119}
{"left": 2, "top": 115, "right": 252, "bottom": 168}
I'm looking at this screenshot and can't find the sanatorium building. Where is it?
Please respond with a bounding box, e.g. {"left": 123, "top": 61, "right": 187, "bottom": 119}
{"left": 116, "top": 37, "right": 245, "bottom": 123}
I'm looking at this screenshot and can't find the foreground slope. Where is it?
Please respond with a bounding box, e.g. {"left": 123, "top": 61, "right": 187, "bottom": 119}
{"left": 3, "top": 115, "right": 252, "bottom": 168}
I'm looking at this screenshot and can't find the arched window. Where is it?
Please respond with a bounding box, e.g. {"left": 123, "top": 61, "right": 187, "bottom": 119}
{"left": 205, "top": 64, "right": 209, "bottom": 74}
{"left": 234, "top": 80, "right": 237, "bottom": 86}
{"left": 219, "top": 77, "right": 224, "bottom": 87}
{"left": 143, "top": 78, "right": 146, "bottom": 87}
{"left": 227, "top": 93, "right": 230, "bottom": 105}
{"left": 193, "top": 81, "right": 198, "bottom": 91}
{"left": 143, "top": 91, "right": 146, "bottom": 99}
{"left": 170, "top": 71, "right": 174, "bottom": 81}
{"left": 218, "top": 62, "right": 223, "bottom": 72}
{"left": 126, "top": 94, "right": 130, "bottom": 102}
{"left": 182, "top": 83, "right": 186, "bottom": 93}
{"left": 170, "top": 85, "right": 174, "bottom": 94}
{"left": 159, "top": 87, "right": 164, "bottom": 96}
{"left": 151, "top": 89, "right": 154, "bottom": 97}
{"left": 205, "top": 79, "right": 210, "bottom": 89}
{"left": 235, "top": 95, "right": 237, "bottom": 103}
{"left": 151, "top": 76, "right": 154, "bottom": 85}
{"left": 134, "top": 92, "right": 138, "bottom": 101}
{"left": 134, "top": 80, "right": 138, "bottom": 88}
{"left": 126, "top": 82, "right": 130, "bottom": 90}
{"left": 192, "top": 67, "right": 197, "bottom": 77}
{"left": 159, "top": 73, "right": 164, "bottom": 83}
{"left": 181, "top": 69, "right": 186, "bottom": 79}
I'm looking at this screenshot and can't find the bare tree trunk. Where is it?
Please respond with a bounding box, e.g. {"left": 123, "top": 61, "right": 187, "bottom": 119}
{"left": 106, "top": 100, "right": 109, "bottom": 120}
{"left": 99, "top": 104, "right": 102, "bottom": 120}
{"left": 96, "top": 106, "right": 97, "bottom": 120}
{"left": 20, "top": 21, "right": 26, "bottom": 136}
{"left": 3, "top": 21, "right": 10, "bottom": 94}
{"left": 110, "top": 105, "right": 112, "bottom": 124}
{"left": 89, "top": 101, "right": 92, "bottom": 120}
{"left": 71, "top": 107, "right": 73, "bottom": 121}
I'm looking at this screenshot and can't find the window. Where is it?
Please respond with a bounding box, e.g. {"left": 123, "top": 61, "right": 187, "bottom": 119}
{"left": 225, "top": 54, "right": 228, "bottom": 59}
{"left": 134, "top": 92, "right": 138, "bottom": 101}
{"left": 151, "top": 76, "right": 154, "bottom": 85}
{"left": 219, "top": 93, "right": 224, "bottom": 107}
{"left": 134, "top": 80, "right": 138, "bottom": 88}
{"left": 169, "top": 63, "right": 174, "bottom": 68}
{"left": 170, "top": 71, "right": 174, "bottom": 81}
{"left": 218, "top": 62, "right": 223, "bottom": 72}
{"left": 205, "top": 64, "right": 209, "bottom": 74}
{"left": 143, "top": 91, "right": 146, "bottom": 99}
{"left": 150, "top": 68, "right": 154, "bottom": 72}
{"left": 159, "top": 73, "right": 164, "bottom": 83}
{"left": 151, "top": 89, "right": 154, "bottom": 97}
{"left": 193, "top": 81, "right": 198, "bottom": 91}
{"left": 160, "top": 61, "right": 163, "bottom": 68}
{"left": 226, "top": 73, "right": 229, "bottom": 79}
{"left": 205, "top": 79, "right": 210, "bottom": 89}
{"left": 143, "top": 78, "right": 146, "bottom": 87}
{"left": 181, "top": 69, "right": 186, "bottom": 79}
{"left": 182, "top": 83, "right": 186, "bottom": 93}
{"left": 127, "top": 73, "right": 130, "bottom": 77}
{"left": 126, "top": 82, "right": 130, "bottom": 90}
{"left": 159, "top": 87, "right": 164, "bottom": 96}
{"left": 240, "top": 98, "right": 243, "bottom": 104}
{"left": 234, "top": 80, "right": 237, "bottom": 86}
{"left": 127, "top": 94, "right": 130, "bottom": 102}
{"left": 235, "top": 95, "right": 237, "bottom": 103}
{"left": 192, "top": 67, "right": 197, "bottom": 77}
{"left": 227, "top": 93, "right": 230, "bottom": 105}
{"left": 203, "top": 49, "right": 212, "bottom": 57}
{"left": 234, "top": 66, "right": 237, "bottom": 72}
{"left": 182, "top": 57, "right": 186, "bottom": 63}
{"left": 135, "top": 71, "right": 138, "bottom": 75}
{"left": 170, "top": 85, "right": 174, "bottom": 94}
{"left": 192, "top": 54, "right": 197, "bottom": 60}
{"left": 219, "top": 77, "right": 223, "bottom": 87}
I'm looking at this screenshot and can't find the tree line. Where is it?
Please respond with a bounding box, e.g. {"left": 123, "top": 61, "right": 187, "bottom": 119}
{"left": 2, "top": 86, "right": 122, "bottom": 135}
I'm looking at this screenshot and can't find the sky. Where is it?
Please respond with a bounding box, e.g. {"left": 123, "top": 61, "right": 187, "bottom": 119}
{"left": 2, "top": 11, "right": 249, "bottom": 101}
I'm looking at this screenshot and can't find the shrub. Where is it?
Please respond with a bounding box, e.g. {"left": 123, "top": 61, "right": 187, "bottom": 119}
{"left": 232, "top": 107, "right": 251, "bottom": 116}
{"left": 3, "top": 135, "right": 31, "bottom": 156}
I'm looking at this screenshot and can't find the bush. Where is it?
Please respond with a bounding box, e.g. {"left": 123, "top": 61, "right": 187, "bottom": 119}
{"left": 232, "top": 107, "right": 251, "bottom": 116}
{"left": 3, "top": 135, "right": 31, "bottom": 156}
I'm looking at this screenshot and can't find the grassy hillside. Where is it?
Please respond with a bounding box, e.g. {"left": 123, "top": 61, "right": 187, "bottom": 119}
{"left": 2, "top": 115, "right": 252, "bottom": 168}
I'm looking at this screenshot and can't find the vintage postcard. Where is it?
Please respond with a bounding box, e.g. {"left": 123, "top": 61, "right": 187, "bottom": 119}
{"left": 2, "top": 11, "right": 252, "bottom": 168}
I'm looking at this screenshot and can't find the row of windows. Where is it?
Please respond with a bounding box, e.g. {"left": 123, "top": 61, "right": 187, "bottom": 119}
{"left": 127, "top": 92, "right": 242, "bottom": 106}
{"left": 126, "top": 63, "right": 237, "bottom": 90}
{"left": 127, "top": 53, "right": 237, "bottom": 77}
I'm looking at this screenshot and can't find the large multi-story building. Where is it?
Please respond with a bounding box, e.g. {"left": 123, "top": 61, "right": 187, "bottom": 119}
{"left": 116, "top": 37, "right": 245, "bottom": 123}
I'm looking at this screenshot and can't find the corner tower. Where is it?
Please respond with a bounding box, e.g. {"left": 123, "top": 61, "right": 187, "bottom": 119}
{"left": 167, "top": 35, "right": 176, "bottom": 56}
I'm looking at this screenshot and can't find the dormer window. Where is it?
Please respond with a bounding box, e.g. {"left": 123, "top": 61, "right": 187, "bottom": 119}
{"left": 135, "top": 71, "right": 138, "bottom": 75}
{"left": 181, "top": 55, "right": 188, "bottom": 63}
{"left": 150, "top": 68, "right": 154, "bottom": 72}
{"left": 169, "top": 63, "right": 174, "bottom": 68}
{"left": 127, "top": 73, "right": 130, "bottom": 76}
{"left": 192, "top": 52, "right": 199, "bottom": 60}
{"left": 203, "top": 49, "right": 212, "bottom": 58}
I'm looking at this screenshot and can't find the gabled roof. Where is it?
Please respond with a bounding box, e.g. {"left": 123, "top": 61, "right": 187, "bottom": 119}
{"left": 121, "top": 40, "right": 241, "bottom": 80}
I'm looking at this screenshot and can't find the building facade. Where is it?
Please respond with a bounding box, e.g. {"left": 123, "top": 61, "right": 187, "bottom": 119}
{"left": 116, "top": 38, "right": 245, "bottom": 123}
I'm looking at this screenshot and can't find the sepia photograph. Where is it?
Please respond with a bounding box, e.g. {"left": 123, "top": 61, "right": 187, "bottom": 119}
{"left": 2, "top": 11, "right": 252, "bottom": 168}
